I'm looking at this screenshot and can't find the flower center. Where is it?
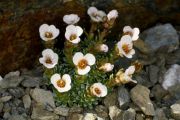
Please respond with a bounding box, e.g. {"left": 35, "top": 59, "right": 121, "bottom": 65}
{"left": 57, "top": 79, "right": 66, "bottom": 88}
{"left": 70, "top": 34, "right": 77, "bottom": 41}
{"left": 124, "top": 31, "right": 133, "bottom": 37}
{"left": 78, "top": 59, "right": 88, "bottom": 69}
{"left": 45, "top": 32, "right": 53, "bottom": 38}
{"left": 45, "top": 57, "right": 53, "bottom": 64}
{"left": 122, "top": 44, "right": 130, "bottom": 54}
{"left": 94, "top": 87, "right": 101, "bottom": 95}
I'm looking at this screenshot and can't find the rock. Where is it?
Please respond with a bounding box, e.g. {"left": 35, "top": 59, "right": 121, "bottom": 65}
{"left": 69, "top": 106, "right": 83, "bottom": 113}
{"left": 121, "top": 108, "right": 136, "bottom": 120}
{"left": 67, "top": 113, "right": 83, "bottom": 120}
{"left": 22, "top": 95, "right": 31, "bottom": 109}
{"left": 130, "top": 85, "right": 155, "bottom": 116}
{"left": 0, "top": 96, "right": 12, "bottom": 103}
{"left": 109, "top": 106, "right": 122, "bottom": 120}
{"left": 21, "top": 76, "right": 42, "bottom": 88}
{"left": 151, "top": 84, "right": 167, "bottom": 101}
{"left": 142, "top": 24, "right": 179, "bottom": 53}
{"left": 3, "top": 112, "right": 11, "bottom": 119}
{"left": 95, "top": 105, "right": 108, "bottom": 118}
{"left": 148, "top": 65, "right": 159, "bottom": 85}
{"left": 8, "top": 115, "right": 27, "bottom": 120}
{"left": 59, "top": 116, "right": 66, "bottom": 120}
{"left": 8, "top": 87, "right": 25, "bottom": 98}
{"left": 166, "top": 49, "right": 180, "bottom": 65}
{"left": 83, "top": 113, "right": 97, "bottom": 120}
{"left": 133, "top": 39, "right": 151, "bottom": 54}
{"left": 104, "top": 90, "right": 118, "bottom": 108}
{"left": 136, "top": 113, "right": 145, "bottom": 120}
{"left": 30, "top": 88, "right": 55, "bottom": 108}
{"left": 0, "top": 76, "right": 3, "bottom": 81}
{"left": 153, "top": 108, "right": 168, "bottom": 120}
{"left": 117, "top": 86, "right": 130, "bottom": 109}
{"left": 3, "top": 103, "right": 11, "bottom": 113}
{"left": 135, "top": 72, "right": 153, "bottom": 88}
{"left": 0, "top": 71, "right": 23, "bottom": 90}
{"left": 0, "top": 102, "right": 3, "bottom": 113}
{"left": 162, "top": 64, "right": 180, "bottom": 90}
{"left": 54, "top": 106, "right": 69, "bottom": 116}
{"left": 170, "top": 103, "right": 180, "bottom": 119}
{"left": 31, "top": 104, "right": 59, "bottom": 120}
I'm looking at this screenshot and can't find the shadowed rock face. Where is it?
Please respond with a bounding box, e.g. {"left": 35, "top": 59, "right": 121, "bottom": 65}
{"left": 0, "top": 0, "right": 180, "bottom": 75}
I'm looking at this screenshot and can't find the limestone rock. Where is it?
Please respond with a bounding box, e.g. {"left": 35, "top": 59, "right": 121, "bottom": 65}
{"left": 170, "top": 103, "right": 180, "bottom": 119}
{"left": 118, "top": 86, "right": 130, "bottom": 108}
{"left": 130, "top": 85, "right": 155, "bottom": 116}
{"left": 30, "top": 88, "right": 55, "bottom": 108}
{"left": 54, "top": 106, "right": 69, "bottom": 116}
{"left": 22, "top": 95, "right": 31, "bottom": 109}
{"left": 109, "top": 106, "right": 122, "bottom": 120}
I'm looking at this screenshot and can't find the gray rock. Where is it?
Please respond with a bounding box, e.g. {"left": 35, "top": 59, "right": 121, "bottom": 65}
{"left": 0, "top": 96, "right": 12, "bottom": 103}
{"left": 54, "top": 106, "right": 69, "bottom": 116}
{"left": 136, "top": 113, "right": 145, "bottom": 120}
{"left": 8, "top": 87, "right": 25, "bottom": 98}
{"left": 95, "top": 105, "right": 108, "bottom": 118}
{"left": 69, "top": 106, "right": 83, "bottom": 113}
{"left": 31, "top": 104, "right": 59, "bottom": 120}
{"left": 118, "top": 86, "right": 130, "bottom": 108}
{"left": 162, "top": 64, "right": 180, "bottom": 90}
{"left": 30, "top": 88, "right": 55, "bottom": 108}
{"left": 3, "top": 112, "right": 11, "bottom": 119}
{"left": 170, "top": 103, "right": 180, "bottom": 119}
{"left": 4, "top": 71, "right": 20, "bottom": 79}
{"left": 151, "top": 84, "right": 167, "bottom": 101}
{"left": 142, "top": 24, "right": 179, "bottom": 53}
{"left": 21, "top": 76, "right": 42, "bottom": 88}
{"left": 67, "top": 113, "right": 83, "bottom": 120}
{"left": 166, "top": 49, "right": 180, "bottom": 65}
{"left": 104, "top": 90, "right": 118, "bottom": 108}
{"left": 109, "top": 106, "right": 122, "bottom": 120}
{"left": 153, "top": 108, "right": 168, "bottom": 120}
{"left": 3, "top": 103, "right": 11, "bottom": 112}
{"left": 149, "top": 65, "right": 159, "bottom": 84}
{"left": 130, "top": 85, "right": 155, "bottom": 116}
{"left": 22, "top": 95, "right": 31, "bottom": 109}
{"left": 8, "top": 115, "right": 26, "bottom": 120}
{"left": 0, "top": 75, "right": 24, "bottom": 90}
{"left": 59, "top": 116, "right": 66, "bottom": 120}
{"left": 120, "top": 108, "right": 136, "bottom": 120}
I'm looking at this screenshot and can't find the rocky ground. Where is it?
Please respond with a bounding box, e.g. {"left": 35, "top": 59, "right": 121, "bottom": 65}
{"left": 0, "top": 23, "right": 180, "bottom": 120}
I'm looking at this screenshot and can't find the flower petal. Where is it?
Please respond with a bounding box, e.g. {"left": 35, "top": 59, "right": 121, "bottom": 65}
{"left": 123, "top": 26, "right": 132, "bottom": 33}
{"left": 73, "top": 52, "right": 84, "bottom": 65}
{"left": 51, "top": 73, "right": 61, "bottom": 85}
{"left": 125, "top": 65, "right": 135, "bottom": 75}
{"left": 84, "top": 53, "right": 96, "bottom": 65}
{"left": 132, "top": 28, "right": 140, "bottom": 41}
{"left": 69, "top": 37, "right": 80, "bottom": 44}
{"left": 62, "top": 74, "right": 71, "bottom": 85}
{"left": 76, "top": 26, "right": 83, "bottom": 36}
{"left": 77, "top": 66, "right": 91, "bottom": 75}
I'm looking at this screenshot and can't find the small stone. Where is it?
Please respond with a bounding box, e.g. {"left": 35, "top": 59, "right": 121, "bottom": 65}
{"left": 118, "top": 86, "right": 130, "bottom": 108}
{"left": 0, "top": 96, "right": 12, "bottom": 103}
{"left": 166, "top": 49, "right": 180, "bottom": 65}
{"left": 149, "top": 65, "right": 159, "bottom": 84}
{"left": 31, "top": 104, "right": 59, "bottom": 120}
{"left": 54, "top": 106, "right": 69, "bottom": 116}
{"left": 3, "top": 103, "right": 11, "bottom": 112}
{"left": 30, "top": 88, "right": 55, "bottom": 108}
{"left": 0, "top": 102, "right": 3, "bottom": 113}
{"left": 4, "top": 71, "right": 20, "bottom": 78}
{"left": 95, "top": 105, "right": 108, "bottom": 118}
{"left": 109, "top": 106, "right": 122, "bottom": 120}
{"left": 135, "top": 72, "right": 153, "bottom": 88}
{"left": 170, "top": 103, "right": 180, "bottom": 119}
{"left": 67, "top": 113, "right": 83, "bottom": 120}
{"left": 59, "top": 116, "right": 66, "bottom": 120}
{"left": 136, "top": 113, "right": 145, "bottom": 120}
{"left": 8, "top": 114, "right": 26, "bottom": 120}
{"left": 162, "top": 64, "right": 180, "bottom": 90}
{"left": 0, "top": 75, "right": 24, "bottom": 90}
{"left": 8, "top": 87, "right": 25, "bottom": 98}
{"left": 121, "top": 108, "right": 136, "bottom": 120}
{"left": 153, "top": 108, "right": 168, "bottom": 120}
{"left": 69, "top": 106, "right": 83, "bottom": 113}
{"left": 21, "top": 76, "right": 42, "bottom": 87}
{"left": 104, "top": 90, "right": 118, "bottom": 108}
{"left": 3, "top": 112, "right": 11, "bottom": 119}
{"left": 22, "top": 95, "right": 31, "bottom": 109}
{"left": 130, "top": 85, "right": 155, "bottom": 116}
{"left": 142, "top": 23, "right": 179, "bottom": 53}
{"left": 83, "top": 113, "right": 97, "bottom": 120}
{"left": 151, "top": 84, "right": 167, "bottom": 101}
{"left": 0, "top": 75, "right": 3, "bottom": 81}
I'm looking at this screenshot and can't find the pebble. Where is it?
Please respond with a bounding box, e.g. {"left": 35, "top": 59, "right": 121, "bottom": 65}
{"left": 54, "top": 106, "right": 70, "bottom": 116}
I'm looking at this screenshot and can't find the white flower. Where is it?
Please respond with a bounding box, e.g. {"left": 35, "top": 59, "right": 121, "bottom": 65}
{"left": 63, "top": 14, "right": 80, "bottom": 25}
{"left": 123, "top": 26, "right": 140, "bottom": 41}
{"left": 99, "top": 63, "right": 114, "bottom": 72}
{"left": 90, "top": 83, "right": 107, "bottom": 97}
{"left": 87, "top": 7, "right": 106, "bottom": 22}
{"left": 117, "top": 35, "right": 135, "bottom": 58}
{"left": 107, "top": 10, "right": 118, "bottom": 21}
{"left": 65, "top": 25, "right": 83, "bottom": 44}
{"left": 39, "top": 24, "right": 60, "bottom": 41}
{"left": 99, "top": 44, "right": 109, "bottom": 52}
{"left": 39, "top": 49, "right": 58, "bottom": 69}
{"left": 51, "top": 73, "right": 71, "bottom": 93}
{"left": 73, "top": 52, "right": 96, "bottom": 75}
